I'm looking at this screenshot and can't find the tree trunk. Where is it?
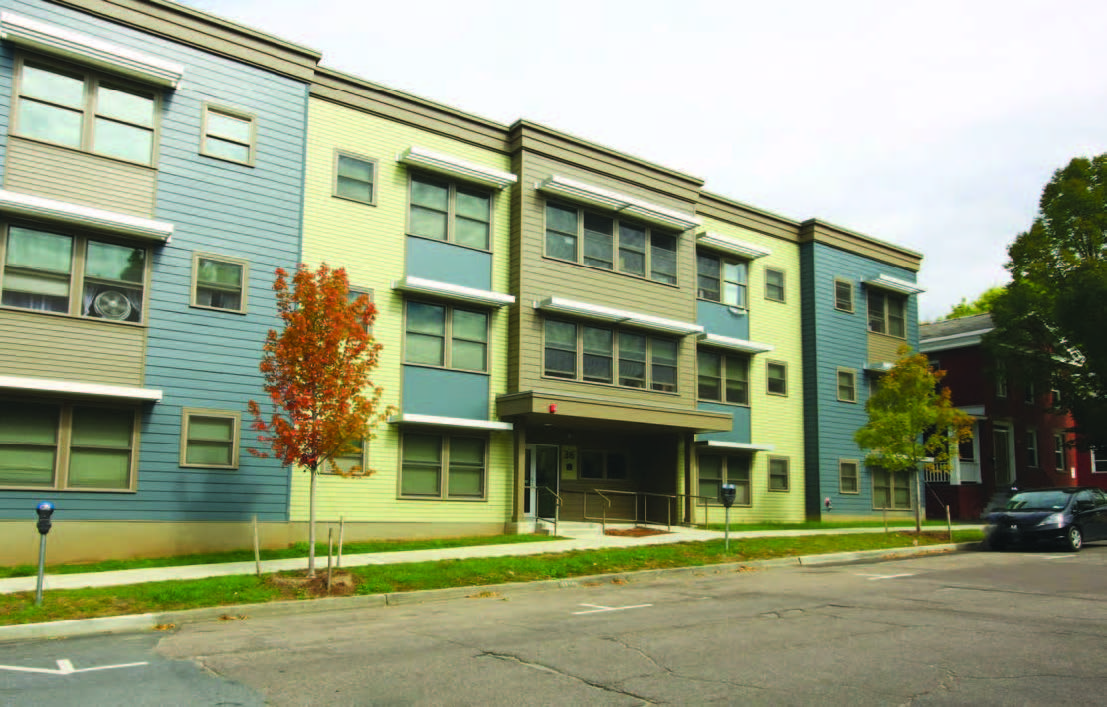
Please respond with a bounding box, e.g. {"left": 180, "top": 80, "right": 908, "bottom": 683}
{"left": 308, "top": 465, "right": 317, "bottom": 577}
{"left": 914, "top": 469, "right": 922, "bottom": 534}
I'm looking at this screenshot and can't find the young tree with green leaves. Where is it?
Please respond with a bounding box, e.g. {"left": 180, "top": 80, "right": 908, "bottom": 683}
{"left": 854, "top": 346, "right": 974, "bottom": 532}
{"left": 942, "top": 285, "right": 1005, "bottom": 320}
{"left": 248, "top": 264, "right": 391, "bottom": 576}
{"left": 988, "top": 154, "right": 1107, "bottom": 448}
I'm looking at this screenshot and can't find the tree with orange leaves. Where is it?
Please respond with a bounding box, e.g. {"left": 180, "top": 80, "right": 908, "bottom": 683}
{"left": 854, "top": 345, "right": 974, "bottom": 533}
{"left": 249, "top": 264, "right": 390, "bottom": 576}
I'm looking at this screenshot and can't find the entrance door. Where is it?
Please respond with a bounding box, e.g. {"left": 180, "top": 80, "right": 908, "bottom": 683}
{"left": 994, "top": 426, "right": 1013, "bottom": 487}
{"left": 524, "top": 444, "right": 559, "bottom": 519}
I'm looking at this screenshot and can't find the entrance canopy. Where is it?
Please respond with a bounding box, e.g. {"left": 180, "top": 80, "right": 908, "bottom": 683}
{"left": 497, "top": 390, "right": 731, "bottom": 433}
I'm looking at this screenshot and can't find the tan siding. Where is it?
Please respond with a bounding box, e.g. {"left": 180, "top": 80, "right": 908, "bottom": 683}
{"left": 5, "top": 138, "right": 157, "bottom": 218}
{"left": 0, "top": 309, "right": 145, "bottom": 385}
{"left": 868, "top": 332, "right": 905, "bottom": 363}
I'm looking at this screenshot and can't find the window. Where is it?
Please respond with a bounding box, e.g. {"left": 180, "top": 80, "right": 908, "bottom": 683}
{"left": 580, "top": 450, "right": 628, "bottom": 480}
{"left": 400, "top": 432, "right": 485, "bottom": 499}
{"left": 14, "top": 58, "right": 157, "bottom": 165}
{"left": 410, "top": 174, "right": 492, "bottom": 250}
{"left": 872, "top": 467, "right": 911, "bottom": 510}
{"left": 867, "top": 289, "right": 906, "bottom": 337}
{"left": 767, "top": 361, "right": 788, "bottom": 396}
{"left": 697, "top": 252, "right": 747, "bottom": 308}
{"left": 995, "top": 364, "right": 1008, "bottom": 398}
{"left": 1092, "top": 449, "right": 1107, "bottom": 474}
{"left": 191, "top": 254, "right": 247, "bottom": 313}
{"left": 1, "top": 225, "right": 147, "bottom": 323}
{"left": 405, "top": 301, "right": 488, "bottom": 371}
{"left": 544, "top": 202, "right": 677, "bottom": 284}
{"left": 0, "top": 399, "right": 137, "bottom": 490}
{"left": 697, "top": 350, "right": 749, "bottom": 404}
{"left": 1024, "top": 382, "right": 1035, "bottom": 406}
{"left": 698, "top": 454, "right": 751, "bottom": 505}
{"left": 201, "top": 104, "right": 255, "bottom": 166}
{"left": 765, "top": 268, "right": 786, "bottom": 302}
{"left": 834, "top": 278, "right": 854, "bottom": 312}
{"left": 180, "top": 409, "right": 240, "bottom": 469}
{"left": 1051, "top": 388, "right": 1062, "bottom": 407}
{"left": 768, "top": 457, "right": 790, "bottom": 492}
{"left": 837, "top": 369, "right": 857, "bottom": 403}
{"left": 1025, "top": 430, "right": 1038, "bottom": 468}
{"left": 348, "top": 287, "right": 374, "bottom": 334}
{"left": 544, "top": 319, "right": 677, "bottom": 392}
{"left": 328, "top": 436, "right": 366, "bottom": 475}
{"left": 839, "top": 460, "right": 859, "bottom": 494}
{"left": 334, "top": 151, "right": 376, "bottom": 205}
{"left": 958, "top": 433, "right": 976, "bottom": 462}
{"left": 1053, "top": 434, "right": 1066, "bottom": 472}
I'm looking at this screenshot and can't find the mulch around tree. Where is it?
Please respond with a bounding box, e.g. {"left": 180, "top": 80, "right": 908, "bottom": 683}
{"left": 604, "top": 527, "right": 670, "bottom": 537}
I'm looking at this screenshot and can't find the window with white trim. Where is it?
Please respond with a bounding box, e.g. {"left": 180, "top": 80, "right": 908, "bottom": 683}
{"left": 697, "top": 350, "right": 749, "bottom": 404}
{"left": 14, "top": 57, "right": 157, "bottom": 165}
{"left": 1025, "top": 430, "right": 1038, "bottom": 468}
{"left": 201, "top": 104, "right": 255, "bottom": 166}
{"left": 180, "top": 409, "right": 240, "bottom": 469}
{"left": 1053, "top": 433, "right": 1066, "bottom": 472}
{"left": 544, "top": 319, "right": 677, "bottom": 392}
{"left": 410, "top": 174, "right": 492, "bottom": 250}
{"left": 400, "top": 432, "right": 485, "bottom": 499}
{"left": 697, "top": 251, "right": 747, "bottom": 308}
{"left": 867, "top": 289, "right": 906, "bottom": 337}
{"left": 0, "top": 398, "right": 137, "bottom": 490}
{"left": 698, "top": 453, "right": 751, "bottom": 505}
{"left": 995, "top": 363, "right": 1008, "bottom": 398}
{"left": 544, "top": 202, "right": 677, "bottom": 284}
{"left": 405, "top": 301, "right": 488, "bottom": 372}
{"left": 1, "top": 224, "right": 147, "bottom": 323}
{"left": 1092, "top": 449, "right": 1107, "bottom": 474}
{"left": 191, "top": 254, "right": 247, "bottom": 313}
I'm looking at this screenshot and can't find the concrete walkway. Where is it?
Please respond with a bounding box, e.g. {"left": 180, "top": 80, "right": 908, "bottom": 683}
{"left": 0, "top": 524, "right": 980, "bottom": 596}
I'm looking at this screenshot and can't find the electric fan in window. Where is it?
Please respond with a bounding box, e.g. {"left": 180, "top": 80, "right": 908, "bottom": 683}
{"left": 93, "top": 290, "right": 133, "bottom": 320}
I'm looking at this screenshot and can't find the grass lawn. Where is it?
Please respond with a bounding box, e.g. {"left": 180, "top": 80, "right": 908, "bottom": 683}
{"left": 0, "top": 529, "right": 982, "bottom": 627}
{"left": 0, "top": 534, "right": 555, "bottom": 579}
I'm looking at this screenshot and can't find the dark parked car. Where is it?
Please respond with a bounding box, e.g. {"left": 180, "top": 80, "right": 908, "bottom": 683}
{"left": 984, "top": 487, "right": 1107, "bottom": 551}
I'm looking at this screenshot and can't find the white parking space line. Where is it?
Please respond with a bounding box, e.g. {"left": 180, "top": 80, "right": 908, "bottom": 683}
{"left": 0, "top": 659, "right": 148, "bottom": 676}
{"left": 855, "top": 573, "right": 917, "bottom": 581}
{"left": 1042, "top": 555, "right": 1078, "bottom": 560}
{"left": 572, "top": 603, "right": 653, "bottom": 615}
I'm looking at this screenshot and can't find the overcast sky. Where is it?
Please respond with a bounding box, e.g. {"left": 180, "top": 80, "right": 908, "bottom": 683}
{"left": 182, "top": 0, "right": 1107, "bottom": 321}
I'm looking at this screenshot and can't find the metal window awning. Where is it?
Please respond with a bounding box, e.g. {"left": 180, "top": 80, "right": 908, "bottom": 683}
{"left": 399, "top": 146, "right": 517, "bottom": 189}
{"left": 392, "top": 276, "right": 515, "bottom": 308}
{"left": 0, "top": 375, "right": 162, "bottom": 402}
{"left": 535, "top": 296, "right": 703, "bottom": 336}
{"left": 695, "top": 231, "right": 772, "bottom": 260}
{"left": 0, "top": 189, "right": 173, "bottom": 243}
{"left": 0, "top": 12, "right": 184, "bottom": 88}
{"left": 388, "top": 413, "right": 513, "bottom": 431}
{"left": 695, "top": 440, "right": 776, "bottom": 452}
{"left": 698, "top": 332, "right": 774, "bottom": 355}
{"left": 865, "top": 361, "right": 895, "bottom": 373}
{"left": 862, "top": 274, "right": 925, "bottom": 295}
{"left": 537, "top": 175, "right": 701, "bottom": 231}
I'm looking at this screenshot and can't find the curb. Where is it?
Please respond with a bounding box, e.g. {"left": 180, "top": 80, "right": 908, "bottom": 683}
{"left": 0, "top": 542, "right": 979, "bottom": 643}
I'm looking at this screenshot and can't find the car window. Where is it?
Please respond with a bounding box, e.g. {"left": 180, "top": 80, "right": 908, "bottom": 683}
{"left": 1005, "top": 491, "right": 1070, "bottom": 511}
{"left": 1074, "top": 490, "right": 1096, "bottom": 511}
{"left": 1092, "top": 489, "right": 1107, "bottom": 506}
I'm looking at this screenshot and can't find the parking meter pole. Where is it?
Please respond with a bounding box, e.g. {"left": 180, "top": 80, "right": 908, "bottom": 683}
{"left": 719, "top": 484, "right": 736, "bottom": 553}
{"left": 724, "top": 506, "right": 731, "bottom": 553}
{"left": 35, "top": 534, "right": 47, "bottom": 607}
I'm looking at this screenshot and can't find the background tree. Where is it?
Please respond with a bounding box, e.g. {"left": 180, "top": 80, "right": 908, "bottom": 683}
{"left": 988, "top": 154, "right": 1107, "bottom": 447}
{"left": 855, "top": 346, "right": 974, "bottom": 532}
{"left": 941, "top": 285, "right": 1005, "bottom": 320}
{"left": 249, "top": 264, "right": 389, "bottom": 576}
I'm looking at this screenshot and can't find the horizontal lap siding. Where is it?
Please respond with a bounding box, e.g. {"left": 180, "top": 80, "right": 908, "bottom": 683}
{"left": 0, "top": 309, "right": 145, "bottom": 384}
{"left": 804, "top": 242, "right": 920, "bottom": 517}
{"left": 0, "top": 1, "right": 311, "bottom": 521}
{"left": 699, "top": 215, "right": 806, "bottom": 523}
{"left": 292, "top": 99, "right": 513, "bottom": 525}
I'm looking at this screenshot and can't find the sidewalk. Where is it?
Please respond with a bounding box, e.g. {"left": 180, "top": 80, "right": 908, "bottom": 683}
{"left": 0, "top": 524, "right": 981, "bottom": 596}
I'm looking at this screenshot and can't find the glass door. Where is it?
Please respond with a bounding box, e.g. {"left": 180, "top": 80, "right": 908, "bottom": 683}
{"left": 525, "top": 444, "right": 559, "bottom": 519}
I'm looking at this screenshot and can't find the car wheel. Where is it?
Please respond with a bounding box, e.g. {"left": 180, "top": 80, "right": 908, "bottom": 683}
{"left": 1065, "top": 525, "right": 1083, "bottom": 552}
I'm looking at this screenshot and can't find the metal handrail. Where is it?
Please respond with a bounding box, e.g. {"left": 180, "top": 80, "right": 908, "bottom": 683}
{"left": 536, "top": 486, "right": 562, "bottom": 537}
{"left": 591, "top": 489, "right": 612, "bottom": 533}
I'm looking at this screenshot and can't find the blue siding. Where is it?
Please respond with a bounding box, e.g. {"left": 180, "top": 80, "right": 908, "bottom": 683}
{"left": 402, "top": 366, "right": 490, "bottom": 419}
{"left": 406, "top": 237, "right": 492, "bottom": 290}
{"left": 0, "top": 1, "right": 308, "bottom": 521}
{"left": 695, "top": 402, "right": 750, "bottom": 444}
{"left": 801, "top": 241, "right": 921, "bottom": 519}
{"left": 697, "top": 300, "right": 750, "bottom": 340}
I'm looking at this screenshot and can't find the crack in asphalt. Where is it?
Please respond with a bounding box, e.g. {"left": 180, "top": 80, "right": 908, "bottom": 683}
{"left": 479, "top": 651, "right": 658, "bottom": 704}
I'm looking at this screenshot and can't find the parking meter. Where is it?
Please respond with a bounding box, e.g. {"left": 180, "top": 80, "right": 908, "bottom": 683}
{"left": 34, "top": 502, "right": 54, "bottom": 606}
{"left": 36, "top": 501, "right": 54, "bottom": 535}
{"left": 720, "top": 484, "right": 736, "bottom": 551}
{"left": 720, "top": 484, "right": 737, "bottom": 509}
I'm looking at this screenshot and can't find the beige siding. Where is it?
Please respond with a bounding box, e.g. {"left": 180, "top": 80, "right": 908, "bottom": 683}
{"left": 0, "top": 309, "right": 145, "bottom": 385}
{"left": 516, "top": 151, "right": 701, "bottom": 408}
{"left": 5, "top": 138, "right": 157, "bottom": 218}
{"left": 868, "top": 332, "right": 905, "bottom": 363}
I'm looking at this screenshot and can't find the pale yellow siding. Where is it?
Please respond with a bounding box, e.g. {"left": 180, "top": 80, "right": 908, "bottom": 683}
{"left": 291, "top": 98, "right": 514, "bottom": 526}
